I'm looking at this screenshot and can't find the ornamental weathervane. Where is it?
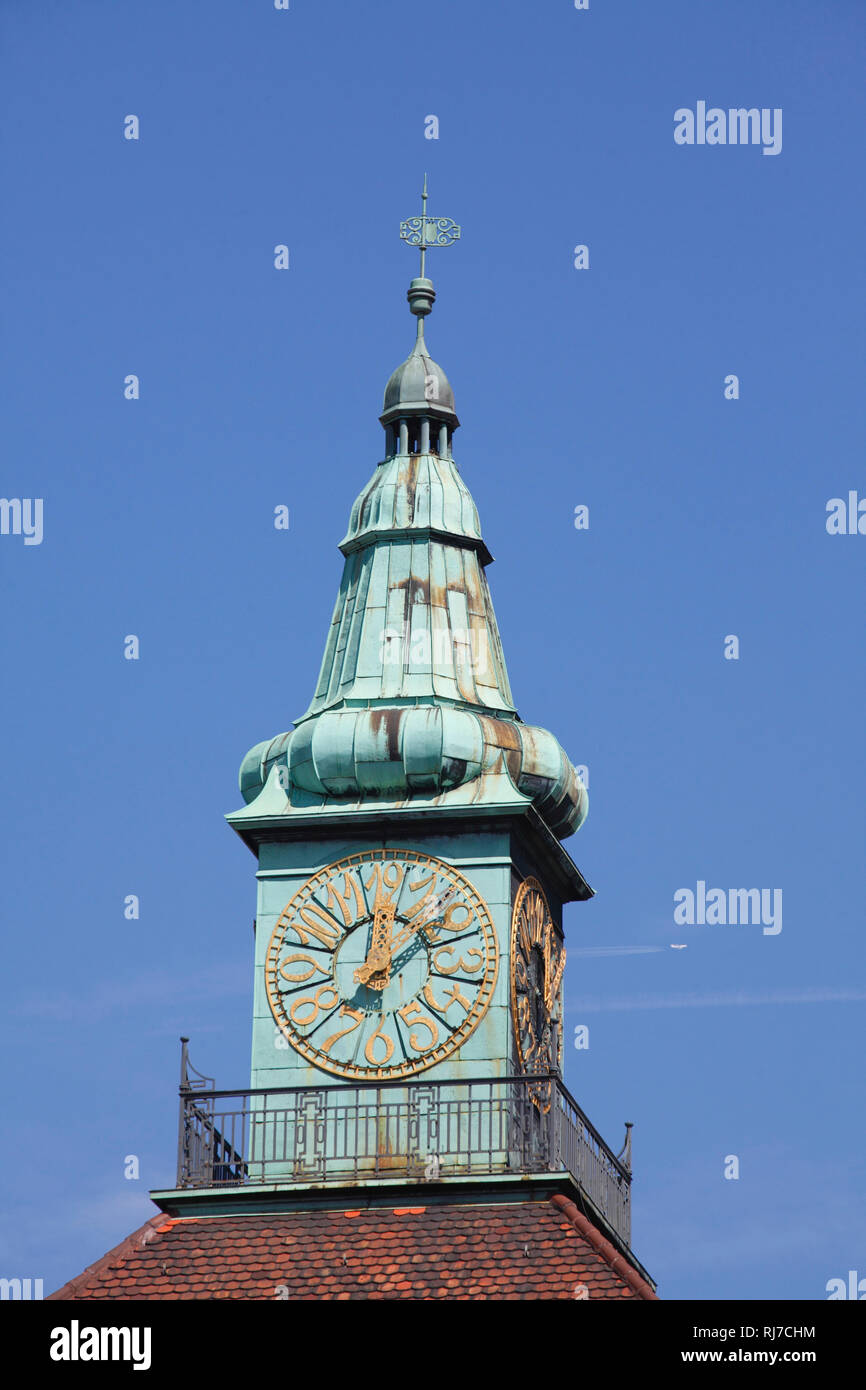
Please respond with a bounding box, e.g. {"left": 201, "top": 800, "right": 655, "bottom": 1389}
{"left": 399, "top": 174, "right": 461, "bottom": 279}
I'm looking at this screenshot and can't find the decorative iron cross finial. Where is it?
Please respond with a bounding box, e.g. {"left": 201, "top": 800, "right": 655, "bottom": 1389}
{"left": 400, "top": 174, "right": 461, "bottom": 279}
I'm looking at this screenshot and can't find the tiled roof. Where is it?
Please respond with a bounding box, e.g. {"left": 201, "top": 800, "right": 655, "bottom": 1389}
{"left": 49, "top": 1194, "right": 657, "bottom": 1301}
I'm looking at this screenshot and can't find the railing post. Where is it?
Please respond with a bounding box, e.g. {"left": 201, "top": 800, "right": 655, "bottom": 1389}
{"left": 547, "top": 1077, "right": 559, "bottom": 1172}
{"left": 177, "top": 1036, "right": 191, "bottom": 1186}
{"left": 617, "top": 1122, "right": 634, "bottom": 1174}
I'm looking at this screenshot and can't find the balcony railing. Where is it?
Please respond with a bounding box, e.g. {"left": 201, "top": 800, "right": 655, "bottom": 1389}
{"left": 175, "top": 1041, "right": 633, "bottom": 1246}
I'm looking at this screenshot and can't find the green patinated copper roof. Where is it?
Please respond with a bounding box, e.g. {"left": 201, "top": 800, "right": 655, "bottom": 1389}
{"left": 234, "top": 198, "right": 588, "bottom": 841}
{"left": 299, "top": 452, "right": 510, "bottom": 718}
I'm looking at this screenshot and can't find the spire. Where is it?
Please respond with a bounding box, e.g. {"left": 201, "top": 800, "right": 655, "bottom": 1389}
{"left": 234, "top": 190, "right": 589, "bottom": 842}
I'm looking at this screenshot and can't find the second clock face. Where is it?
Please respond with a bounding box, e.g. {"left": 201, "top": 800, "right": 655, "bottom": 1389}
{"left": 265, "top": 849, "right": 498, "bottom": 1081}
{"left": 511, "top": 876, "right": 566, "bottom": 1077}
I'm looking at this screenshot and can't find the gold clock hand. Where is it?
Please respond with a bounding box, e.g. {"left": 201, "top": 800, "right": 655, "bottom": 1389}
{"left": 354, "top": 901, "right": 396, "bottom": 987}
{"left": 389, "top": 918, "right": 422, "bottom": 955}
{"left": 354, "top": 873, "right": 389, "bottom": 984}
{"left": 390, "top": 886, "right": 459, "bottom": 954}
{"left": 356, "top": 885, "right": 460, "bottom": 987}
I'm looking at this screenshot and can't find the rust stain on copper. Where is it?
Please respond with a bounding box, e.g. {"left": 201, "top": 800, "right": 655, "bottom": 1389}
{"left": 391, "top": 573, "right": 430, "bottom": 605}
{"left": 370, "top": 706, "right": 403, "bottom": 761}
{"left": 397, "top": 456, "right": 419, "bottom": 522}
{"left": 479, "top": 715, "right": 522, "bottom": 782}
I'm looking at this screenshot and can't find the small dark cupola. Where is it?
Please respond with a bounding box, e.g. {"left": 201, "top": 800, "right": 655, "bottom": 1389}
{"left": 380, "top": 175, "right": 460, "bottom": 459}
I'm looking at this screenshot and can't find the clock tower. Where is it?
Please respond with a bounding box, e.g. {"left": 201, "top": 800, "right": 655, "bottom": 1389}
{"left": 50, "top": 187, "right": 657, "bottom": 1302}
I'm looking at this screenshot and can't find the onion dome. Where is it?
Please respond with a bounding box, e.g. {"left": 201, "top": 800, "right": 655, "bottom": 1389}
{"left": 382, "top": 282, "right": 457, "bottom": 426}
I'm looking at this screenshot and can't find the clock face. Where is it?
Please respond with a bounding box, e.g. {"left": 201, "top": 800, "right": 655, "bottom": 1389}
{"left": 265, "top": 849, "right": 498, "bottom": 1081}
{"left": 511, "top": 877, "right": 566, "bottom": 1084}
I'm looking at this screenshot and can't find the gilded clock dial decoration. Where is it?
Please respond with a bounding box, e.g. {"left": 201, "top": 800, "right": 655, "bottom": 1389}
{"left": 265, "top": 849, "right": 498, "bottom": 1080}
{"left": 511, "top": 876, "right": 566, "bottom": 1079}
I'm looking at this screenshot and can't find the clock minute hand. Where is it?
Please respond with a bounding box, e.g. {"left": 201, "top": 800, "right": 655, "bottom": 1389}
{"left": 389, "top": 886, "right": 459, "bottom": 955}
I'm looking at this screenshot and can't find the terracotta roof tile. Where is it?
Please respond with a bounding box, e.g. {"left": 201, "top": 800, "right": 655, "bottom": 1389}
{"left": 49, "top": 1196, "right": 657, "bottom": 1301}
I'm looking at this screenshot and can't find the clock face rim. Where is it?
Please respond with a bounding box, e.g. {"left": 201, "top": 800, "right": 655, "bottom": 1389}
{"left": 265, "top": 847, "right": 499, "bottom": 1082}
{"left": 510, "top": 875, "right": 564, "bottom": 1078}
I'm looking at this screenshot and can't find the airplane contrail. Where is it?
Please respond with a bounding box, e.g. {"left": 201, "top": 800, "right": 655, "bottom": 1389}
{"left": 568, "top": 945, "right": 667, "bottom": 958}
{"left": 569, "top": 986, "right": 866, "bottom": 1013}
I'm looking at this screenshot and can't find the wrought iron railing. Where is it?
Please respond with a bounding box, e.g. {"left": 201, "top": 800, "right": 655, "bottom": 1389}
{"left": 175, "top": 1041, "right": 633, "bottom": 1245}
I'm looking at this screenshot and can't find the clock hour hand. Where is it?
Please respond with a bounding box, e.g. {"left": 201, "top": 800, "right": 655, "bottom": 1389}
{"left": 354, "top": 901, "right": 396, "bottom": 989}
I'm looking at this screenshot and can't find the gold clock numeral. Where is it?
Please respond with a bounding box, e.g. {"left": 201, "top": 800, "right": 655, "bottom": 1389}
{"left": 431, "top": 945, "right": 483, "bottom": 976}
{"left": 364, "top": 1016, "right": 396, "bottom": 1066}
{"left": 527, "top": 893, "right": 545, "bottom": 946}
{"left": 518, "top": 913, "right": 532, "bottom": 959}
{"left": 404, "top": 870, "right": 438, "bottom": 917}
{"left": 363, "top": 860, "right": 405, "bottom": 904}
{"left": 407, "top": 869, "right": 436, "bottom": 892}
{"left": 325, "top": 871, "right": 366, "bottom": 927}
{"left": 397, "top": 1001, "right": 439, "bottom": 1053}
{"left": 292, "top": 904, "right": 342, "bottom": 951}
{"left": 320, "top": 1005, "right": 364, "bottom": 1055}
{"left": 288, "top": 984, "right": 340, "bottom": 1028}
{"left": 545, "top": 940, "right": 566, "bottom": 1013}
{"left": 436, "top": 902, "right": 475, "bottom": 934}
{"left": 279, "top": 952, "right": 332, "bottom": 984}
{"left": 423, "top": 980, "right": 473, "bottom": 1016}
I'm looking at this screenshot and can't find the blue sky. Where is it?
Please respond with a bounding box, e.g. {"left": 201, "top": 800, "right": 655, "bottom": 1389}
{"left": 1, "top": 0, "right": 864, "bottom": 1301}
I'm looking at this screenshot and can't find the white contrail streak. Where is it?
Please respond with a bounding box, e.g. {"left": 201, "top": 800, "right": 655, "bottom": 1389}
{"left": 570, "top": 987, "right": 866, "bottom": 1013}
{"left": 568, "top": 945, "right": 666, "bottom": 958}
